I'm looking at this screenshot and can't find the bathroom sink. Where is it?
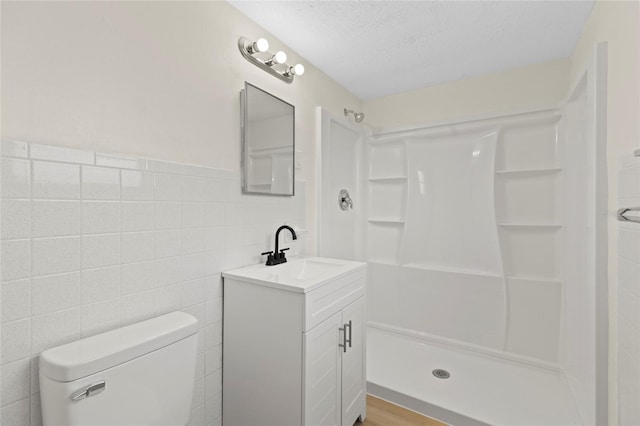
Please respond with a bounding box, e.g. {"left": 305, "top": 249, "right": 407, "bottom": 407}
{"left": 222, "top": 256, "right": 366, "bottom": 293}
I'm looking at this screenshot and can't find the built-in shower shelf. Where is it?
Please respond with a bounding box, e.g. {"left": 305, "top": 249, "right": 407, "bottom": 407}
{"left": 498, "top": 223, "right": 563, "bottom": 229}
{"left": 506, "top": 275, "right": 561, "bottom": 285}
{"left": 368, "top": 176, "right": 408, "bottom": 182}
{"left": 402, "top": 263, "right": 502, "bottom": 278}
{"left": 368, "top": 218, "right": 405, "bottom": 224}
{"left": 495, "top": 167, "right": 562, "bottom": 176}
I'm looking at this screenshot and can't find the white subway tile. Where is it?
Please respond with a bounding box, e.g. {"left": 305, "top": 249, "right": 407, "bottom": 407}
{"left": 205, "top": 204, "right": 226, "bottom": 227}
{"left": 95, "top": 153, "right": 146, "bottom": 170}
{"left": 32, "top": 161, "right": 80, "bottom": 199}
{"left": 205, "top": 345, "right": 222, "bottom": 375}
{"left": 1, "top": 239, "right": 31, "bottom": 281}
{"left": 182, "top": 176, "right": 209, "bottom": 202}
{"left": 121, "top": 170, "right": 154, "bottom": 201}
{"left": 154, "top": 202, "right": 182, "bottom": 230}
{"left": 82, "top": 201, "right": 121, "bottom": 234}
{"left": 32, "top": 200, "right": 81, "bottom": 237}
{"left": 154, "top": 283, "right": 182, "bottom": 315}
{"left": 205, "top": 252, "right": 224, "bottom": 277}
{"left": 205, "top": 322, "right": 222, "bottom": 350}
{"left": 0, "top": 397, "right": 30, "bottom": 426}
{"left": 2, "top": 319, "right": 31, "bottom": 363}
{"left": 182, "top": 278, "right": 205, "bottom": 308}
{"left": 205, "top": 298, "right": 223, "bottom": 325}
{"left": 205, "top": 393, "right": 222, "bottom": 425}
{"left": 121, "top": 201, "right": 154, "bottom": 232}
{"left": 82, "top": 266, "right": 121, "bottom": 304}
{"left": 121, "top": 261, "right": 156, "bottom": 295}
{"left": 204, "top": 274, "right": 222, "bottom": 302}
{"left": 188, "top": 404, "right": 205, "bottom": 426}
{"left": 82, "top": 234, "right": 121, "bottom": 269}
{"left": 1, "top": 157, "right": 31, "bottom": 199}
{"left": 183, "top": 253, "right": 206, "bottom": 281}
{"left": 30, "top": 393, "right": 43, "bottom": 426}
{"left": 205, "top": 227, "right": 225, "bottom": 252}
{"left": 30, "top": 144, "right": 94, "bottom": 164}
{"left": 154, "top": 257, "right": 182, "bottom": 287}
{"left": 2, "top": 280, "right": 30, "bottom": 322}
{"left": 154, "top": 229, "right": 182, "bottom": 258}
{"left": 81, "top": 299, "right": 121, "bottom": 337}
{"left": 182, "top": 228, "right": 207, "bottom": 255}
{"left": 154, "top": 173, "right": 182, "bottom": 201}
{"left": 183, "top": 203, "right": 207, "bottom": 228}
{"left": 1, "top": 358, "right": 31, "bottom": 405}
{"left": 205, "top": 368, "right": 222, "bottom": 401}
{"left": 81, "top": 166, "right": 120, "bottom": 200}
{"left": 30, "top": 358, "right": 39, "bottom": 396}
{"left": 122, "top": 232, "right": 154, "bottom": 263}
{"left": 32, "top": 308, "right": 81, "bottom": 354}
{"left": 32, "top": 236, "right": 81, "bottom": 277}
{"left": 120, "top": 291, "right": 155, "bottom": 326}
{"left": 1, "top": 200, "right": 31, "bottom": 240}
{"left": 32, "top": 272, "right": 81, "bottom": 316}
{"left": 1, "top": 140, "right": 29, "bottom": 158}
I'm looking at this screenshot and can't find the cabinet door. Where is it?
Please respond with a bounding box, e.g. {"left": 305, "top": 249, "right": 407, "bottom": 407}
{"left": 304, "top": 310, "right": 342, "bottom": 426}
{"left": 341, "top": 297, "right": 366, "bottom": 426}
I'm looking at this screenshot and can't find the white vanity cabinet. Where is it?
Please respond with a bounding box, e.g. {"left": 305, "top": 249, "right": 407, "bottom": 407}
{"left": 222, "top": 257, "right": 367, "bottom": 426}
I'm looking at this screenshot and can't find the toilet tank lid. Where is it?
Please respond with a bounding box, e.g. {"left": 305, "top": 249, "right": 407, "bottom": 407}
{"left": 40, "top": 311, "right": 198, "bottom": 382}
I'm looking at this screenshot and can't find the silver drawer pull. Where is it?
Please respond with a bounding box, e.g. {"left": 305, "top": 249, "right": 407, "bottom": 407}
{"left": 70, "top": 381, "right": 106, "bottom": 401}
{"left": 346, "top": 320, "right": 352, "bottom": 348}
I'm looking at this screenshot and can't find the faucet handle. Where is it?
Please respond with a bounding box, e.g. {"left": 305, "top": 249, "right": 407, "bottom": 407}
{"left": 279, "top": 248, "right": 289, "bottom": 253}
{"left": 261, "top": 251, "right": 274, "bottom": 256}
{"left": 261, "top": 251, "right": 275, "bottom": 266}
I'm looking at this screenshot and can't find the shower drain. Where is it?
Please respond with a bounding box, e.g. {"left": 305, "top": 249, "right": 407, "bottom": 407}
{"left": 432, "top": 369, "right": 451, "bottom": 379}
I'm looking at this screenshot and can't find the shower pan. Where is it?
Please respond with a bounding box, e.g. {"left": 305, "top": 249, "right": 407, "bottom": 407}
{"left": 317, "top": 45, "right": 607, "bottom": 426}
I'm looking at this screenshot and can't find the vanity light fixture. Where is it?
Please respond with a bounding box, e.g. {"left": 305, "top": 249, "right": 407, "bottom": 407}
{"left": 238, "top": 36, "right": 304, "bottom": 84}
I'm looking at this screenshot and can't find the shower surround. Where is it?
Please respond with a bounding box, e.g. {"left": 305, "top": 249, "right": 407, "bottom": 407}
{"left": 319, "top": 95, "right": 603, "bottom": 425}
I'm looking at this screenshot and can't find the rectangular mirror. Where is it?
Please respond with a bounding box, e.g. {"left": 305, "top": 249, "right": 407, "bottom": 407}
{"left": 241, "top": 82, "right": 295, "bottom": 196}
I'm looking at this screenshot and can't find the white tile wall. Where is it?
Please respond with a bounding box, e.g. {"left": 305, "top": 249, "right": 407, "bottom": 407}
{"left": 617, "top": 155, "right": 640, "bottom": 425}
{"left": 0, "top": 140, "right": 306, "bottom": 426}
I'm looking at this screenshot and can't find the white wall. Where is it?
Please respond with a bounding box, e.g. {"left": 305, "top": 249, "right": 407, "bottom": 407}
{"left": 363, "top": 58, "right": 570, "bottom": 130}
{"left": 568, "top": 2, "right": 640, "bottom": 424}
{"left": 0, "top": 0, "right": 363, "bottom": 253}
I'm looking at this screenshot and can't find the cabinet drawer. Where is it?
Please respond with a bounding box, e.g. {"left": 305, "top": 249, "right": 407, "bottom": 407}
{"left": 304, "top": 268, "right": 366, "bottom": 331}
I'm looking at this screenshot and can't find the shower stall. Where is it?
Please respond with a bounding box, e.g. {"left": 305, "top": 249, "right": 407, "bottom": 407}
{"left": 317, "top": 46, "right": 607, "bottom": 425}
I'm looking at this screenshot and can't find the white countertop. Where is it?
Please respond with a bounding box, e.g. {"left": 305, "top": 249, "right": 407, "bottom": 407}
{"left": 222, "top": 256, "right": 366, "bottom": 293}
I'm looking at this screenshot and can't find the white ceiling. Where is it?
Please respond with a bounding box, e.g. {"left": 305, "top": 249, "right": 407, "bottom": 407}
{"left": 228, "top": 0, "right": 595, "bottom": 100}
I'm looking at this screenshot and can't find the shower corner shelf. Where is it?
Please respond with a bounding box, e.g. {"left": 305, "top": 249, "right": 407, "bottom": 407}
{"left": 368, "top": 218, "right": 405, "bottom": 224}
{"left": 495, "top": 167, "right": 562, "bottom": 176}
{"left": 498, "top": 223, "right": 563, "bottom": 229}
{"left": 368, "top": 176, "right": 408, "bottom": 182}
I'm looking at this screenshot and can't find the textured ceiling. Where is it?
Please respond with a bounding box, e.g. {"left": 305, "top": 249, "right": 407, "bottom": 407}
{"left": 228, "top": 0, "right": 594, "bottom": 100}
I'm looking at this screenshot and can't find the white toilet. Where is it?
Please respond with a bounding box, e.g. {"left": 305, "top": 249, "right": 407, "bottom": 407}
{"left": 39, "top": 311, "right": 198, "bottom": 426}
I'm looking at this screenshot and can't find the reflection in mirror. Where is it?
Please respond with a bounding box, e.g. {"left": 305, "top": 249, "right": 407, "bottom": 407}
{"left": 241, "top": 82, "right": 295, "bottom": 195}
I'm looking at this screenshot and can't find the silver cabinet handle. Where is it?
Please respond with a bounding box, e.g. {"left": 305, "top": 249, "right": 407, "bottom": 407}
{"left": 338, "top": 325, "right": 347, "bottom": 353}
{"left": 618, "top": 207, "right": 640, "bottom": 224}
{"left": 70, "top": 381, "right": 106, "bottom": 401}
{"left": 346, "top": 320, "right": 352, "bottom": 348}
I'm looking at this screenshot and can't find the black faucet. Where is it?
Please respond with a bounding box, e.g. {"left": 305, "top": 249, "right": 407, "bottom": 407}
{"left": 261, "top": 225, "right": 297, "bottom": 266}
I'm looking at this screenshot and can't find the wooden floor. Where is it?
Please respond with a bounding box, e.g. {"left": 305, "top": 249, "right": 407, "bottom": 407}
{"left": 357, "top": 395, "right": 447, "bottom": 426}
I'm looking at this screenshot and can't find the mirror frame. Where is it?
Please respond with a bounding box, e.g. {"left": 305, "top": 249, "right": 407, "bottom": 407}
{"left": 240, "top": 81, "right": 295, "bottom": 196}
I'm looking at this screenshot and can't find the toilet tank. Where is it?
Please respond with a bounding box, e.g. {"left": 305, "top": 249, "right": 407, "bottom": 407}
{"left": 39, "top": 312, "right": 198, "bottom": 426}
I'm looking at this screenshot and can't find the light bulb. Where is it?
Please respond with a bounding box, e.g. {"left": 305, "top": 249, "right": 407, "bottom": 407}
{"left": 252, "top": 38, "right": 269, "bottom": 53}
{"left": 292, "top": 64, "right": 305, "bottom": 76}
{"left": 286, "top": 64, "right": 305, "bottom": 77}
{"left": 273, "top": 51, "right": 287, "bottom": 64}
